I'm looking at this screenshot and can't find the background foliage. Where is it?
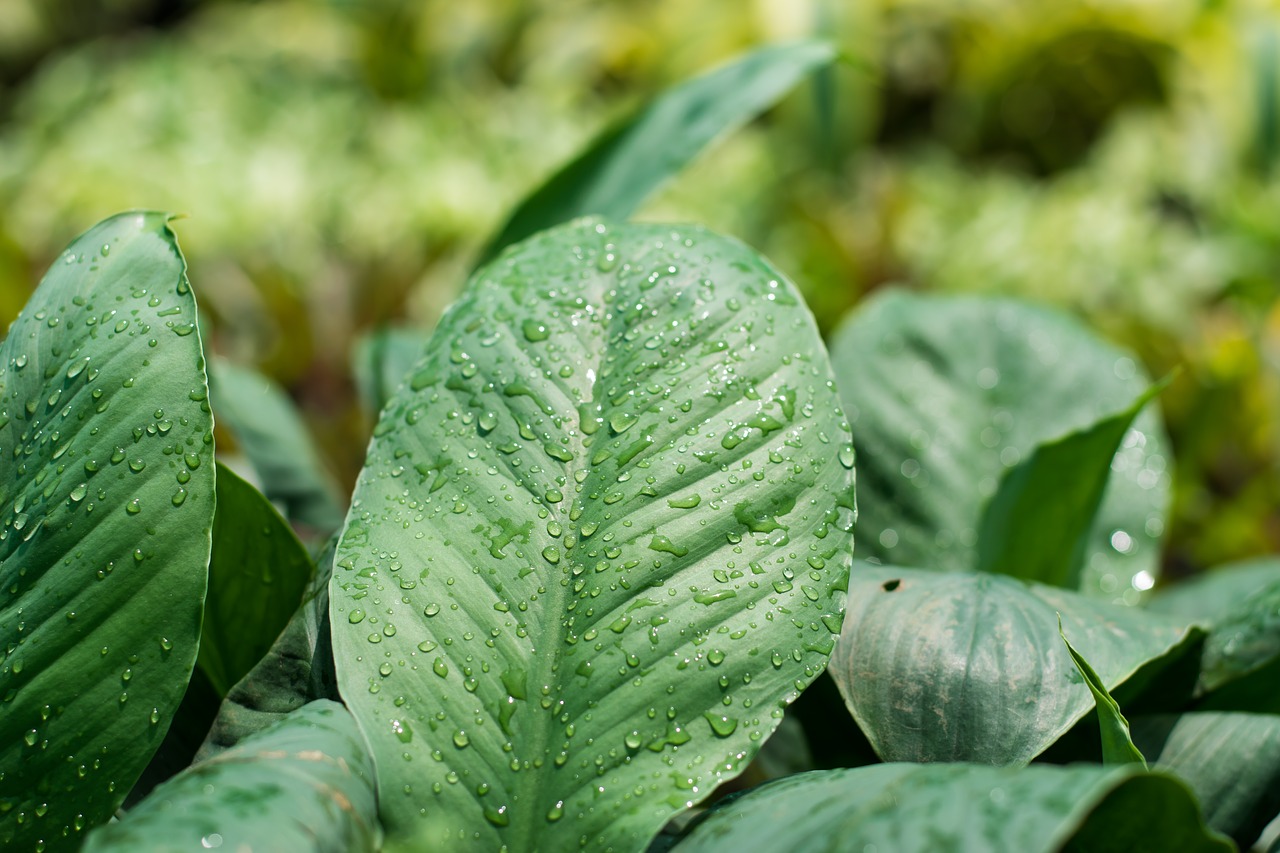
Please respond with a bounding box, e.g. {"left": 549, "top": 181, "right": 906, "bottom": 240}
{"left": 2, "top": 0, "right": 1279, "bottom": 584}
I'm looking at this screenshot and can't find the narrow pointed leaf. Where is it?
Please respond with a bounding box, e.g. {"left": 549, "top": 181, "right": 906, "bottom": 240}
{"left": 830, "top": 292, "right": 1170, "bottom": 601}
{"left": 208, "top": 358, "right": 345, "bottom": 534}
{"left": 977, "top": 380, "right": 1167, "bottom": 588}
{"left": 198, "top": 537, "right": 338, "bottom": 760}
{"left": 0, "top": 213, "right": 215, "bottom": 850}
{"left": 82, "top": 700, "right": 381, "bottom": 853}
{"left": 332, "top": 220, "right": 855, "bottom": 852}
{"left": 1058, "top": 615, "right": 1147, "bottom": 767}
{"left": 1133, "top": 712, "right": 1280, "bottom": 848}
{"left": 199, "top": 462, "right": 314, "bottom": 697}
{"left": 476, "top": 41, "right": 838, "bottom": 265}
{"left": 830, "top": 565, "right": 1201, "bottom": 765}
{"left": 671, "top": 764, "right": 1231, "bottom": 853}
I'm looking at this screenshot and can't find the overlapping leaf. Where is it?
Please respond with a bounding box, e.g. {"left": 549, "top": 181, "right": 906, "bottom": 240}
{"left": 0, "top": 213, "right": 215, "bottom": 850}
{"left": 331, "top": 220, "right": 855, "bottom": 851}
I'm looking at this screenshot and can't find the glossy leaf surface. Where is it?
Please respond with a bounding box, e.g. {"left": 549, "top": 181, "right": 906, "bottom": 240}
{"left": 332, "top": 220, "right": 855, "bottom": 851}
{"left": 830, "top": 565, "right": 1200, "bottom": 765}
{"left": 830, "top": 292, "right": 1170, "bottom": 602}
{"left": 199, "top": 462, "right": 314, "bottom": 697}
{"left": 1133, "top": 712, "right": 1280, "bottom": 848}
{"left": 1195, "top": 576, "right": 1280, "bottom": 713}
{"left": 0, "top": 213, "right": 215, "bottom": 849}
{"left": 671, "top": 763, "right": 1230, "bottom": 853}
{"left": 477, "top": 41, "right": 837, "bottom": 265}
{"left": 82, "top": 700, "right": 380, "bottom": 853}
{"left": 1148, "top": 557, "right": 1280, "bottom": 623}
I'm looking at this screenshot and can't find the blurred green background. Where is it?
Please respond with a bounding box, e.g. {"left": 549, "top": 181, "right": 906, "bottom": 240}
{"left": 2, "top": 0, "right": 1279, "bottom": 582}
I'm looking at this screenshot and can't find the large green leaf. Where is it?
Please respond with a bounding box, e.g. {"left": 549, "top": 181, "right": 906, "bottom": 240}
{"left": 331, "top": 220, "right": 855, "bottom": 851}
{"left": 82, "top": 700, "right": 381, "bottom": 852}
{"left": 1133, "top": 712, "right": 1280, "bottom": 848}
{"left": 208, "top": 358, "right": 345, "bottom": 535}
{"left": 475, "top": 41, "right": 838, "bottom": 266}
{"left": 830, "top": 292, "right": 1171, "bottom": 602}
{"left": 199, "top": 462, "right": 314, "bottom": 697}
{"left": 1147, "top": 557, "right": 1280, "bottom": 623}
{"left": 670, "top": 763, "right": 1231, "bottom": 853}
{"left": 829, "top": 565, "right": 1201, "bottom": 765}
{"left": 1194, "top": 576, "right": 1280, "bottom": 713}
{"left": 197, "top": 537, "right": 338, "bottom": 761}
{"left": 0, "top": 212, "right": 215, "bottom": 850}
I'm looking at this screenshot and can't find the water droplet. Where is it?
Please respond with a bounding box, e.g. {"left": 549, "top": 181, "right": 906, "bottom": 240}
{"left": 453, "top": 730, "right": 470, "bottom": 748}
{"left": 704, "top": 712, "right": 738, "bottom": 737}
{"left": 348, "top": 610, "right": 366, "bottom": 624}
{"left": 521, "top": 320, "right": 549, "bottom": 342}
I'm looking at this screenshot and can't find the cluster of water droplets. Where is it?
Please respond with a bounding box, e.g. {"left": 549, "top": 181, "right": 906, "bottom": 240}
{"left": 0, "top": 217, "right": 214, "bottom": 849}
{"left": 331, "top": 221, "right": 855, "bottom": 849}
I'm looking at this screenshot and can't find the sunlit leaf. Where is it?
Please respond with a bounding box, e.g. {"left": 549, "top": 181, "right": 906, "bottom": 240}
{"left": 1058, "top": 614, "right": 1147, "bottom": 767}
{"left": 331, "top": 220, "right": 855, "bottom": 851}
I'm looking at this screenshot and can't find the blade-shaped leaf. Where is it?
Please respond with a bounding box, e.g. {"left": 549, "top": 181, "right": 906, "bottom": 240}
{"left": 331, "top": 220, "right": 855, "bottom": 852}
{"left": 977, "top": 380, "right": 1167, "bottom": 588}
{"left": 1058, "top": 615, "right": 1147, "bottom": 767}
{"left": 198, "top": 537, "right": 338, "bottom": 760}
{"left": 476, "top": 41, "right": 838, "bottom": 265}
{"left": 830, "top": 565, "right": 1201, "bottom": 765}
{"left": 352, "top": 327, "right": 431, "bottom": 419}
{"left": 670, "top": 763, "right": 1231, "bottom": 853}
{"left": 82, "top": 700, "right": 381, "bottom": 853}
{"left": 1194, "top": 576, "right": 1280, "bottom": 713}
{"left": 208, "top": 358, "right": 345, "bottom": 535}
{"left": 1133, "top": 712, "right": 1280, "bottom": 848}
{"left": 0, "top": 212, "right": 215, "bottom": 850}
{"left": 199, "top": 462, "right": 314, "bottom": 697}
{"left": 830, "top": 291, "right": 1171, "bottom": 602}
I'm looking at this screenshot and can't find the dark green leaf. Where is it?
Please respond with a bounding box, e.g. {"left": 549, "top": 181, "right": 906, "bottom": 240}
{"left": 0, "top": 212, "right": 215, "bottom": 850}
{"left": 1133, "top": 712, "right": 1280, "bottom": 848}
{"left": 1195, "top": 577, "right": 1280, "bottom": 713}
{"left": 830, "top": 565, "right": 1201, "bottom": 765}
{"left": 197, "top": 537, "right": 338, "bottom": 760}
{"left": 199, "top": 462, "right": 314, "bottom": 697}
{"left": 1058, "top": 615, "right": 1147, "bottom": 767}
{"left": 82, "top": 700, "right": 380, "bottom": 853}
{"left": 830, "top": 292, "right": 1171, "bottom": 602}
{"left": 977, "top": 380, "right": 1167, "bottom": 588}
{"left": 331, "top": 220, "right": 855, "bottom": 851}
{"left": 670, "top": 763, "right": 1231, "bottom": 853}
{"left": 208, "top": 358, "right": 345, "bottom": 535}
{"left": 476, "top": 41, "right": 838, "bottom": 265}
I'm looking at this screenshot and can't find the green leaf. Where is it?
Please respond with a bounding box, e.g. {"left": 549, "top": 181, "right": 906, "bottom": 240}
{"left": 670, "top": 763, "right": 1231, "bottom": 853}
{"left": 199, "top": 462, "right": 314, "bottom": 697}
{"left": 1194, "top": 576, "right": 1280, "bottom": 713}
{"left": 331, "top": 220, "right": 855, "bottom": 852}
{"left": 1058, "top": 614, "right": 1147, "bottom": 767}
{"left": 198, "top": 537, "right": 338, "bottom": 760}
{"left": 1133, "top": 712, "right": 1280, "bottom": 848}
{"left": 475, "top": 41, "right": 838, "bottom": 266}
{"left": 352, "top": 327, "right": 431, "bottom": 418}
{"left": 1147, "top": 557, "right": 1280, "bottom": 623}
{"left": 829, "top": 565, "right": 1201, "bottom": 765}
{"left": 208, "top": 358, "right": 345, "bottom": 535}
{"left": 977, "top": 380, "right": 1167, "bottom": 588}
{"left": 0, "top": 212, "right": 215, "bottom": 850}
{"left": 830, "top": 291, "right": 1171, "bottom": 602}
{"left": 82, "top": 700, "right": 381, "bottom": 853}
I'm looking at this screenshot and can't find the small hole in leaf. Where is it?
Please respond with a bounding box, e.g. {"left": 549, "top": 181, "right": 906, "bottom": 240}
{"left": 881, "top": 579, "right": 900, "bottom": 592}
